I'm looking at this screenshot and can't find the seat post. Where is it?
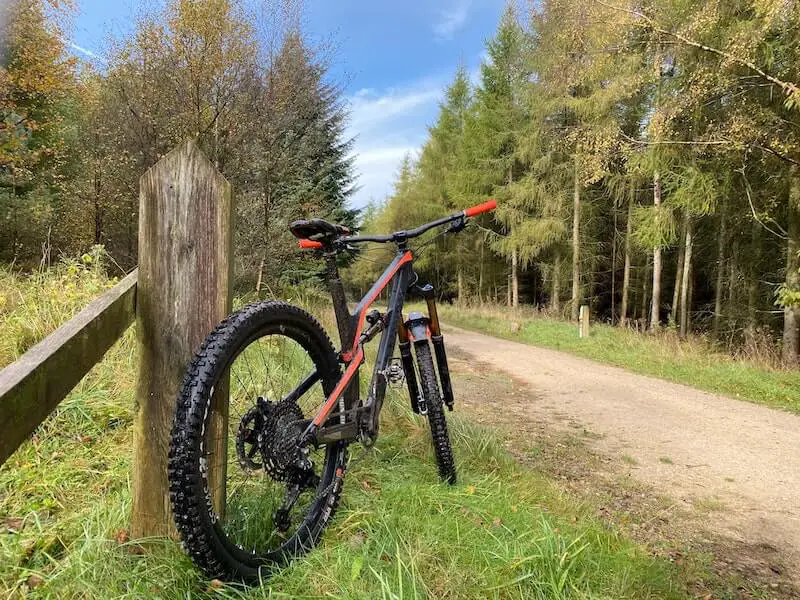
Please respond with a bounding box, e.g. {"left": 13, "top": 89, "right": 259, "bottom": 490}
{"left": 323, "top": 252, "right": 354, "bottom": 349}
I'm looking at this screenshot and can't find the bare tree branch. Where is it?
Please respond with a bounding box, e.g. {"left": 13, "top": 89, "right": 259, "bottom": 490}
{"left": 593, "top": 0, "right": 800, "bottom": 103}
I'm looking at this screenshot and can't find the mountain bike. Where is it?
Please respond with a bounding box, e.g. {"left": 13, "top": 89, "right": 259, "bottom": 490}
{"left": 167, "top": 199, "right": 497, "bottom": 582}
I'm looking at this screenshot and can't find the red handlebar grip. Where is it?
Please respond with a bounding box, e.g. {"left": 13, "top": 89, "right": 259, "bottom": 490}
{"left": 464, "top": 199, "right": 497, "bottom": 217}
{"left": 298, "top": 239, "right": 323, "bottom": 249}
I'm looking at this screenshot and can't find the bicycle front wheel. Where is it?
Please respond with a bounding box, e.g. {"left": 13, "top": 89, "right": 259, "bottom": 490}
{"left": 168, "top": 301, "right": 348, "bottom": 582}
{"left": 414, "top": 340, "right": 456, "bottom": 484}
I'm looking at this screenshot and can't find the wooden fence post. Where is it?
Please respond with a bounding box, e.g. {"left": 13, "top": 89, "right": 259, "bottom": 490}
{"left": 131, "top": 141, "right": 233, "bottom": 538}
{"left": 579, "top": 304, "right": 590, "bottom": 338}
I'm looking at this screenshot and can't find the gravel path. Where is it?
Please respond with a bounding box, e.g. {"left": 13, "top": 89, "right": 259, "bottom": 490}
{"left": 444, "top": 325, "right": 800, "bottom": 575}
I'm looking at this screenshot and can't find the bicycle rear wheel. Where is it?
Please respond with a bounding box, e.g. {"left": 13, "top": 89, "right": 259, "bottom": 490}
{"left": 168, "top": 301, "right": 347, "bottom": 582}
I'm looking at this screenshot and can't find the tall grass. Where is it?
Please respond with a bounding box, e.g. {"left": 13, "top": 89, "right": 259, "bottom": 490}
{"left": 0, "top": 268, "right": 693, "bottom": 598}
{"left": 0, "top": 247, "right": 117, "bottom": 368}
{"left": 433, "top": 303, "right": 800, "bottom": 414}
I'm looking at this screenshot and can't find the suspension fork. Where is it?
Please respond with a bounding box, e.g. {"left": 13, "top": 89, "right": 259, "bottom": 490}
{"left": 397, "top": 319, "right": 422, "bottom": 413}
{"left": 418, "top": 285, "right": 455, "bottom": 411}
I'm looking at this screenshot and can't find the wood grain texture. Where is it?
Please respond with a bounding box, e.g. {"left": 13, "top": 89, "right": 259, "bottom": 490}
{"left": 131, "top": 140, "right": 232, "bottom": 538}
{"left": 0, "top": 270, "right": 137, "bottom": 467}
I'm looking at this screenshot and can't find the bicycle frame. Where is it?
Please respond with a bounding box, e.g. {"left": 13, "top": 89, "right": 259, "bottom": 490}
{"left": 299, "top": 246, "right": 416, "bottom": 447}
{"left": 293, "top": 198, "right": 497, "bottom": 447}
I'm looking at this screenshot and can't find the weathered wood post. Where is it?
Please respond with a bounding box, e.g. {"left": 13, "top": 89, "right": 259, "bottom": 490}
{"left": 131, "top": 141, "right": 232, "bottom": 538}
{"left": 579, "top": 304, "right": 590, "bottom": 338}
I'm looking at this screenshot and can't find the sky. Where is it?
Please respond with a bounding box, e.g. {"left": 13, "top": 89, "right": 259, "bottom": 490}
{"left": 67, "top": 0, "right": 506, "bottom": 209}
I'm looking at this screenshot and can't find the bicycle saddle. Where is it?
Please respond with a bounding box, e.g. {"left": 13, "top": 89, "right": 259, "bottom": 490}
{"left": 289, "top": 218, "right": 351, "bottom": 240}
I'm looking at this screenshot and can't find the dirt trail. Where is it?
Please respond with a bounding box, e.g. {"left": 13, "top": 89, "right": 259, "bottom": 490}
{"left": 443, "top": 325, "right": 800, "bottom": 578}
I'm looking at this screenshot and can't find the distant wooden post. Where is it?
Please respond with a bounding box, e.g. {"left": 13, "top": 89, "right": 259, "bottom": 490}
{"left": 131, "top": 141, "right": 232, "bottom": 538}
{"left": 579, "top": 305, "right": 590, "bottom": 338}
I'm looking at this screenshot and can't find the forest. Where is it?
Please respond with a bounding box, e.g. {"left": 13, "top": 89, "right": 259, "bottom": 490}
{"left": 3, "top": 0, "right": 800, "bottom": 361}
{"left": 347, "top": 1, "right": 800, "bottom": 363}
{"left": 0, "top": 0, "right": 356, "bottom": 293}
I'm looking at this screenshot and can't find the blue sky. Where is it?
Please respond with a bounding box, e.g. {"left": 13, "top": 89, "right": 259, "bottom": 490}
{"left": 68, "top": 1, "right": 505, "bottom": 209}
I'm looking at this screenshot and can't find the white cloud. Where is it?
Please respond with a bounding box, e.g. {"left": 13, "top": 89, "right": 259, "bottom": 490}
{"left": 357, "top": 146, "right": 418, "bottom": 168}
{"left": 348, "top": 88, "right": 441, "bottom": 133}
{"left": 346, "top": 78, "right": 445, "bottom": 208}
{"left": 433, "top": 0, "right": 471, "bottom": 41}
{"left": 68, "top": 41, "right": 107, "bottom": 64}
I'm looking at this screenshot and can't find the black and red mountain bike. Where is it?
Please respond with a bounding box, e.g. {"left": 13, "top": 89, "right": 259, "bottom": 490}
{"left": 168, "top": 199, "right": 497, "bottom": 581}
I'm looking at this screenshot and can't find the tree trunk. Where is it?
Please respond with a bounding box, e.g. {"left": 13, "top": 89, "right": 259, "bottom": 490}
{"left": 713, "top": 204, "right": 727, "bottom": 340}
{"left": 650, "top": 170, "right": 662, "bottom": 330}
{"left": 611, "top": 199, "right": 618, "bottom": 324}
{"left": 679, "top": 220, "right": 693, "bottom": 338}
{"left": 255, "top": 253, "right": 266, "bottom": 295}
{"left": 478, "top": 242, "right": 484, "bottom": 304}
{"left": 783, "top": 169, "right": 800, "bottom": 364}
{"left": 571, "top": 162, "right": 581, "bottom": 321}
{"left": 458, "top": 267, "right": 464, "bottom": 303}
{"left": 669, "top": 216, "right": 685, "bottom": 327}
{"left": 552, "top": 250, "right": 561, "bottom": 314}
{"left": 93, "top": 171, "right": 103, "bottom": 245}
{"left": 256, "top": 185, "right": 271, "bottom": 296}
{"left": 620, "top": 194, "right": 634, "bottom": 326}
{"left": 511, "top": 247, "right": 519, "bottom": 308}
{"left": 639, "top": 259, "right": 651, "bottom": 324}
{"left": 745, "top": 220, "right": 761, "bottom": 343}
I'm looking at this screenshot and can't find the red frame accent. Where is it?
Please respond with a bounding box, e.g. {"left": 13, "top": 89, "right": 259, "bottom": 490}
{"left": 464, "top": 199, "right": 497, "bottom": 217}
{"left": 299, "top": 239, "right": 323, "bottom": 249}
{"left": 340, "top": 250, "right": 413, "bottom": 362}
{"left": 312, "top": 346, "right": 364, "bottom": 426}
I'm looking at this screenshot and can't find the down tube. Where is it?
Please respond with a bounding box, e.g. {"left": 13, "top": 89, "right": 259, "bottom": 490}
{"left": 367, "top": 263, "right": 411, "bottom": 434}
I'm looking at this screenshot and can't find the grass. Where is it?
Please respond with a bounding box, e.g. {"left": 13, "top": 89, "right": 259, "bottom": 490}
{"left": 0, "top": 266, "right": 698, "bottom": 598}
{"left": 432, "top": 303, "right": 800, "bottom": 414}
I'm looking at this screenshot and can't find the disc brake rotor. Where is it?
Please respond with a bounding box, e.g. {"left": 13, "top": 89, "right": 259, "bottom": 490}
{"left": 235, "top": 406, "right": 263, "bottom": 471}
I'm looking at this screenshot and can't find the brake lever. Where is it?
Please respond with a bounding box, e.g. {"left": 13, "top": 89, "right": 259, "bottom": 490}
{"left": 445, "top": 215, "right": 467, "bottom": 234}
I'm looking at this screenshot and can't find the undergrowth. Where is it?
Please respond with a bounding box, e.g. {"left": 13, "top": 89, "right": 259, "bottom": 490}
{"left": 0, "top": 267, "right": 695, "bottom": 598}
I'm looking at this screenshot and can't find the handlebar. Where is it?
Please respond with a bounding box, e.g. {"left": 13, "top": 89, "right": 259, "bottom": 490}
{"left": 465, "top": 199, "right": 497, "bottom": 217}
{"left": 297, "top": 199, "right": 496, "bottom": 249}
{"left": 345, "top": 199, "right": 497, "bottom": 245}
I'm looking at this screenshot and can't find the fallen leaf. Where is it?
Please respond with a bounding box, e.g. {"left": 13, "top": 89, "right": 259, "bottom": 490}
{"left": 349, "top": 532, "right": 366, "bottom": 547}
{"left": 210, "top": 579, "right": 224, "bottom": 589}
{"left": 360, "top": 480, "right": 372, "bottom": 490}
{"left": 466, "top": 485, "right": 475, "bottom": 495}
{"left": 114, "top": 529, "right": 129, "bottom": 544}
{"left": 492, "top": 518, "right": 503, "bottom": 527}
{"left": 4, "top": 517, "right": 23, "bottom": 533}
{"left": 27, "top": 574, "right": 44, "bottom": 589}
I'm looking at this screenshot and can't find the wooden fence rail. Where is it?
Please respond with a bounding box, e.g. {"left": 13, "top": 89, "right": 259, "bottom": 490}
{"left": 0, "top": 140, "right": 231, "bottom": 538}
{"left": 0, "top": 270, "right": 138, "bottom": 466}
